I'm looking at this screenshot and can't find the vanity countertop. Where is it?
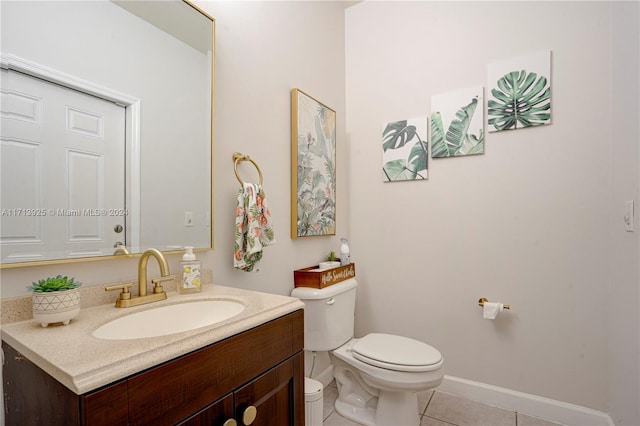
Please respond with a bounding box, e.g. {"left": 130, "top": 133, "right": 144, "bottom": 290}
{"left": 1, "top": 285, "right": 304, "bottom": 395}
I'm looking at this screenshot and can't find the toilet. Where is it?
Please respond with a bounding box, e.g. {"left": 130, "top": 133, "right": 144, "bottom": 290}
{"left": 291, "top": 278, "right": 444, "bottom": 426}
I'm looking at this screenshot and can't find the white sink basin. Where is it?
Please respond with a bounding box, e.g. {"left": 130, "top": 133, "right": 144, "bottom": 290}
{"left": 93, "top": 299, "right": 245, "bottom": 340}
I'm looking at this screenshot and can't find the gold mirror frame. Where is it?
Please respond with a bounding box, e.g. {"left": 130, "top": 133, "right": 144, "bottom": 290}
{"left": 0, "top": 0, "right": 215, "bottom": 269}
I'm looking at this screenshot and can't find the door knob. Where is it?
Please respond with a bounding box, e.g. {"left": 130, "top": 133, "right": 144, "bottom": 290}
{"left": 222, "top": 419, "right": 237, "bottom": 426}
{"left": 242, "top": 405, "right": 257, "bottom": 425}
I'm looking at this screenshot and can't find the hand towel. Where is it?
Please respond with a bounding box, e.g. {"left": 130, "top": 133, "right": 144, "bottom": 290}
{"left": 234, "top": 183, "right": 276, "bottom": 272}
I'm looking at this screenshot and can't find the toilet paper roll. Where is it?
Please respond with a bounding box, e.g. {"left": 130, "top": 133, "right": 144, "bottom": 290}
{"left": 482, "top": 302, "right": 503, "bottom": 319}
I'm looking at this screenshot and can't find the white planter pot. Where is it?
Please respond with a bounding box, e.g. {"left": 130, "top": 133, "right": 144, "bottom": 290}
{"left": 32, "top": 288, "right": 81, "bottom": 327}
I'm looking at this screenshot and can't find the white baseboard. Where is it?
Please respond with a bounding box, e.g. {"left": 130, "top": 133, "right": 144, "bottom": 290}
{"left": 437, "top": 375, "right": 614, "bottom": 426}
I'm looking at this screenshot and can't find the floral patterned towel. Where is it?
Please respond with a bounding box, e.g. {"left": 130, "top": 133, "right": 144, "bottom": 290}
{"left": 234, "top": 183, "right": 276, "bottom": 272}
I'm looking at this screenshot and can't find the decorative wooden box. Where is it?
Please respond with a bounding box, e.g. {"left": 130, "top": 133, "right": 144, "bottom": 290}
{"left": 293, "top": 263, "right": 356, "bottom": 289}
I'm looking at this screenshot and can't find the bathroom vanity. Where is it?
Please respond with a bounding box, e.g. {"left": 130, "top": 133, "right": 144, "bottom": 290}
{"left": 2, "top": 285, "right": 305, "bottom": 426}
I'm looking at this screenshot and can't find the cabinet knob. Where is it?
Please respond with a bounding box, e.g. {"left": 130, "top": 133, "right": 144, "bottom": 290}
{"left": 222, "top": 420, "right": 237, "bottom": 426}
{"left": 242, "top": 405, "right": 257, "bottom": 425}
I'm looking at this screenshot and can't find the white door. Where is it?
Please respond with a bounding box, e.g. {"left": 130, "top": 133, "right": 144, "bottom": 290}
{"left": 1, "top": 69, "right": 126, "bottom": 261}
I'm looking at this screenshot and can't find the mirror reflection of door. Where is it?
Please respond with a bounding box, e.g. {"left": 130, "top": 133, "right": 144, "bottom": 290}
{"left": 1, "top": 69, "right": 125, "bottom": 262}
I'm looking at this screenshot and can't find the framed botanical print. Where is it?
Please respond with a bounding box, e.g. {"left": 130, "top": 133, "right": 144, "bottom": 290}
{"left": 291, "top": 88, "right": 336, "bottom": 238}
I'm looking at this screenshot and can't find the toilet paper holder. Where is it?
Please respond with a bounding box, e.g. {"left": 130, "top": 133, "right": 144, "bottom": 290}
{"left": 478, "top": 298, "right": 510, "bottom": 310}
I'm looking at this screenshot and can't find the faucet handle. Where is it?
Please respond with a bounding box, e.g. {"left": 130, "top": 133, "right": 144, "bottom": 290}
{"left": 105, "top": 283, "right": 133, "bottom": 301}
{"left": 151, "top": 276, "right": 174, "bottom": 293}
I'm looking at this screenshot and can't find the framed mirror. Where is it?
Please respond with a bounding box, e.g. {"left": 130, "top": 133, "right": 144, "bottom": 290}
{"left": 0, "top": 0, "right": 214, "bottom": 267}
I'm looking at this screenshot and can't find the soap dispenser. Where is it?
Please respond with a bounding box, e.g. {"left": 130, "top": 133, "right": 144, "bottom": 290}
{"left": 178, "top": 246, "right": 201, "bottom": 294}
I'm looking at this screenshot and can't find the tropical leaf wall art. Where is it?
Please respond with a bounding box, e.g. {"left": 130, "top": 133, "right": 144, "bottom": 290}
{"left": 430, "top": 87, "right": 485, "bottom": 158}
{"left": 291, "top": 89, "right": 336, "bottom": 238}
{"left": 487, "top": 50, "right": 552, "bottom": 132}
{"left": 382, "top": 118, "right": 428, "bottom": 182}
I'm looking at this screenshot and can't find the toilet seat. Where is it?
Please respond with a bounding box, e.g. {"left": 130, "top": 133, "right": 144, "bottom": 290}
{"left": 352, "top": 333, "right": 442, "bottom": 372}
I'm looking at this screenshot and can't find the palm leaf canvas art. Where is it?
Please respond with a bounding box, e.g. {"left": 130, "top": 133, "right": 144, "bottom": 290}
{"left": 487, "top": 50, "right": 551, "bottom": 132}
{"left": 430, "top": 87, "right": 485, "bottom": 158}
{"left": 382, "top": 118, "right": 428, "bottom": 182}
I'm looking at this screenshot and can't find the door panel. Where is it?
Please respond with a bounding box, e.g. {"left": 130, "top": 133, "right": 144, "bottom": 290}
{"left": 234, "top": 355, "right": 301, "bottom": 426}
{"left": 1, "top": 69, "right": 125, "bottom": 261}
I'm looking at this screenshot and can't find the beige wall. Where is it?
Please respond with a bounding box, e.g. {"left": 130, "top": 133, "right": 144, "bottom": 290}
{"left": 2, "top": 1, "right": 638, "bottom": 424}
{"left": 0, "top": 0, "right": 348, "bottom": 298}
{"left": 345, "top": 0, "right": 638, "bottom": 422}
{"left": 1, "top": 1, "right": 211, "bottom": 257}
{"left": 0, "top": 4, "right": 347, "bottom": 422}
{"left": 203, "top": 0, "right": 350, "bottom": 296}
{"left": 609, "top": 2, "right": 640, "bottom": 425}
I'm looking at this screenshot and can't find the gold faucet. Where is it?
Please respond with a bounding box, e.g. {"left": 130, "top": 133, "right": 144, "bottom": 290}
{"left": 105, "top": 248, "right": 174, "bottom": 308}
{"left": 113, "top": 244, "right": 130, "bottom": 256}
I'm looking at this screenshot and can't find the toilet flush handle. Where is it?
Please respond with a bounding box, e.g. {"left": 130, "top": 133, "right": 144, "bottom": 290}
{"left": 326, "top": 298, "right": 335, "bottom": 305}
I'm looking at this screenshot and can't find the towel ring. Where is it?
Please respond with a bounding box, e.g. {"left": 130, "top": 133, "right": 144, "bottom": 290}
{"left": 233, "top": 152, "right": 263, "bottom": 185}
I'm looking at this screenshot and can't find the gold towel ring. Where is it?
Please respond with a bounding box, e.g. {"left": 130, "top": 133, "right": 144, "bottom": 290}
{"left": 233, "top": 152, "right": 263, "bottom": 185}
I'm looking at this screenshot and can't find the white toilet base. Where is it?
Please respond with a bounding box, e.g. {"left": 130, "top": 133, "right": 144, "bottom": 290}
{"left": 334, "top": 389, "right": 420, "bottom": 426}
{"left": 335, "top": 398, "right": 376, "bottom": 426}
{"left": 376, "top": 389, "right": 420, "bottom": 425}
{"left": 333, "top": 360, "right": 423, "bottom": 426}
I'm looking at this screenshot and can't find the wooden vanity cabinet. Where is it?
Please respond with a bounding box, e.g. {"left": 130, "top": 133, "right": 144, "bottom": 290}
{"left": 177, "top": 393, "right": 234, "bottom": 426}
{"left": 3, "top": 310, "right": 304, "bottom": 426}
{"left": 179, "top": 355, "right": 301, "bottom": 426}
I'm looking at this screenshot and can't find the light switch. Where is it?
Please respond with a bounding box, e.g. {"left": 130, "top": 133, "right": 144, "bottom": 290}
{"left": 184, "top": 211, "right": 194, "bottom": 227}
{"left": 624, "top": 200, "right": 634, "bottom": 232}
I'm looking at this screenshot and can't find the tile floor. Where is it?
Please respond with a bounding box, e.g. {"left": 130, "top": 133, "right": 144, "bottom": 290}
{"left": 321, "top": 381, "right": 565, "bottom": 426}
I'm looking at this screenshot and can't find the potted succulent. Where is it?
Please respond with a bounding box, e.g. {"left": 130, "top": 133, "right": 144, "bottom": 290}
{"left": 27, "top": 275, "right": 82, "bottom": 327}
{"left": 319, "top": 251, "right": 341, "bottom": 270}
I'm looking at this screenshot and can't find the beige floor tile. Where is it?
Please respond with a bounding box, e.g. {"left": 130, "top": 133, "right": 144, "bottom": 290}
{"left": 324, "top": 382, "right": 339, "bottom": 420}
{"left": 323, "top": 411, "right": 366, "bottom": 425}
{"left": 425, "top": 392, "right": 515, "bottom": 426}
{"left": 418, "top": 389, "right": 435, "bottom": 415}
{"left": 517, "top": 412, "right": 564, "bottom": 426}
{"left": 421, "top": 415, "right": 458, "bottom": 426}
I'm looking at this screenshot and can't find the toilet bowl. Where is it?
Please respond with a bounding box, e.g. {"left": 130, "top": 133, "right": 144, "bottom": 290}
{"left": 291, "top": 278, "right": 444, "bottom": 426}
{"left": 331, "top": 334, "right": 443, "bottom": 426}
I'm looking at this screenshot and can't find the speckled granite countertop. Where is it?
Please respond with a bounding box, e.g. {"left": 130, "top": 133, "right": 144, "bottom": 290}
{"left": 1, "top": 285, "right": 304, "bottom": 395}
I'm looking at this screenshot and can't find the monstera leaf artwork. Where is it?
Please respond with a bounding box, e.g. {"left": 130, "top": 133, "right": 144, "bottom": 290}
{"left": 430, "top": 87, "right": 485, "bottom": 159}
{"left": 382, "top": 119, "right": 428, "bottom": 182}
{"left": 487, "top": 50, "right": 552, "bottom": 132}
{"left": 488, "top": 71, "right": 550, "bottom": 131}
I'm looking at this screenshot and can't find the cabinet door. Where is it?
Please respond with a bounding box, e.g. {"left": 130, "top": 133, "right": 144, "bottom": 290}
{"left": 81, "top": 380, "right": 128, "bottom": 425}
{"left": 2, "top": 342, "right": 80, "bottom": 426}
{"left": 234, "top": 353, "right": 304, "bottom": 426}
{"left": 127, "top": 311, "right": 303, "bottom": 426}
{"left": 177, "top": 393, "right": 235, "bottom": 426}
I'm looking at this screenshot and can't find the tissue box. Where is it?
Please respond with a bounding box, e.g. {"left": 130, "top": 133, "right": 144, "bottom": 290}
{"left": 293, "top": 263, "right": 356, "bottom": 289}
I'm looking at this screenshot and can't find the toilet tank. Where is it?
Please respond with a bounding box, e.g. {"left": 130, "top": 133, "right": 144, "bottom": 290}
{"left": 291, "top": 278, "right": 357, "bottom": 351}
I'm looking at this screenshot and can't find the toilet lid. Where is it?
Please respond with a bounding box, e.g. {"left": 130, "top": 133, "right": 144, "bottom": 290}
{"left": 352, "top": 333, "right": 442, "bottom": 372}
